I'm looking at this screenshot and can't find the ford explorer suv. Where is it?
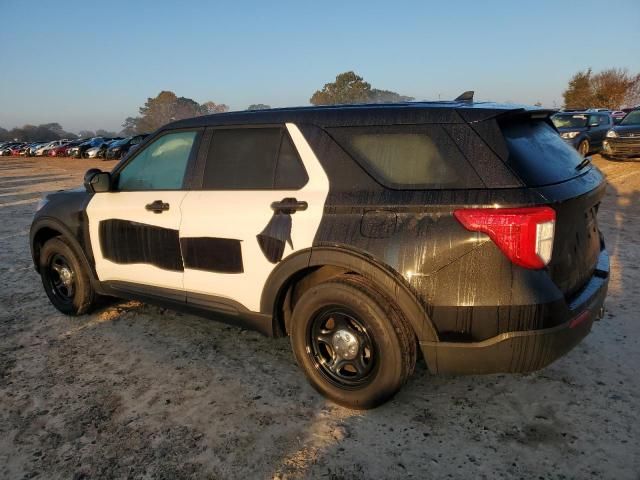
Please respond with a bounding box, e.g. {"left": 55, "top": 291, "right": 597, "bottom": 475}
{"left": 30, "top": 98, "right": 609, "bottom": 408}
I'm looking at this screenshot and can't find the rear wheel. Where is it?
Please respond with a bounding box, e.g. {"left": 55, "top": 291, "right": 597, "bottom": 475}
{"left": 290, "top": 274, "right": 416, "bottom": 409}
{"left": 40, "top": 237, "right": 96, "bottom": 315}
{"left": 578, "top": 139, "right": 590, "bottom": 156}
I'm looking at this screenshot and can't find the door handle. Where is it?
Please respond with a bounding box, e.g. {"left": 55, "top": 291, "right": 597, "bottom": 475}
{"left": 270, "top": 197, "right": 308, "bottom": 214}
{"left": 145, "top": 200, "right": 170, "bottom": 213}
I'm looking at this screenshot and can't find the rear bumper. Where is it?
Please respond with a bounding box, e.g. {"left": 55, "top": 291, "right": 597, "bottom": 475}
{"left": 421, "top": 249, "right": 609, "bottom": 375}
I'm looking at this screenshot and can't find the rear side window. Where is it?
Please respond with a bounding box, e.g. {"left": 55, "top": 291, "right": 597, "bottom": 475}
{"left": 502, "top": 120, "right": 584, "bottom": 187}
{"left": 203, "top": 127, "right": 308, "bottom": 190}
{"left": 328, "top": 125, "right": 482, "bottom": 189}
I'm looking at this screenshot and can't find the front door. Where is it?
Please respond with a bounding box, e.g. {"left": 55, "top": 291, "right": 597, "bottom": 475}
{"left": 179, "top": 123, "right": 329, "bottom": 312}
{"left": 86, "top": 129, "right": 200, "bottom": 293}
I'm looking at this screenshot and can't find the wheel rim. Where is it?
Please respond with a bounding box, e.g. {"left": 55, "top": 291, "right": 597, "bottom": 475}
{"left": 307, "top": 307, "right": 377, "bottom": 388}
{"left": 580, "top": 141, "right": 589, "bottom": 156}
{"left": 47, "top": 253, "right": 75, "bottom": 303}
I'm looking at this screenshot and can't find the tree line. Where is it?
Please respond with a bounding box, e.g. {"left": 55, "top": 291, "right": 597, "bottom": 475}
{"left": 3, "top": 69, "right": 638, "bottom": 141}
{"left": 562, "top": 68, "right": 639, "bottom": 110}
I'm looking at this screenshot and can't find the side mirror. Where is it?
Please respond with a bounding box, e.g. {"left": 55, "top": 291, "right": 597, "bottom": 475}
{"left": 84, "top": 169, "right": 111, "bottom": 193}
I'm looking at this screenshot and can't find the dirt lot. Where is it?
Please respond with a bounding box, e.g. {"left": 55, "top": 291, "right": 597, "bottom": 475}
{"left": 0, "top": 155, "right": 638, "bottom": 479}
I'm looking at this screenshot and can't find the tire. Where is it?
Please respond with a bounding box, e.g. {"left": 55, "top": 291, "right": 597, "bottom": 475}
{"left": 39, "top": 237, "right": 96, "bottom": 315}
{"left": 290, "top": 274, "right": 416, "bottom": 409}
{"left": 578, "top": 139, "right": 590, "bottom": 157}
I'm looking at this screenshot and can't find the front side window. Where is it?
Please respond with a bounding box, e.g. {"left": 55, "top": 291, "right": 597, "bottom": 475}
{"left": 117, "top": 131, "right": 197, "bottom": 191}
{"left": 203, "top": 127, "right": 308, "bottom": 190}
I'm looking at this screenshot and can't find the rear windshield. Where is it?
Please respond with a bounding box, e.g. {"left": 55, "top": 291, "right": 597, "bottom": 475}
{"left": 502, "top": 120, "right": 584, "bottom": 186}
{"left": 328, "top": 125, "right": 483, "bottom": 189}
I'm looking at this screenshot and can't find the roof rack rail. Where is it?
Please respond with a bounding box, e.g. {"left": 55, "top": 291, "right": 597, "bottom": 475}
{"left": 454, "top": 91, "right": 474, "bottom": 102}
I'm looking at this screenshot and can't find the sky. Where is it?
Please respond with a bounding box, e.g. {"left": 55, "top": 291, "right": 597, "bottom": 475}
{"left": 1, "top": 0, "right": 639, "bottom": 133}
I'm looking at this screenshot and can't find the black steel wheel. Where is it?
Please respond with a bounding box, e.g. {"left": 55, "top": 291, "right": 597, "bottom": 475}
{"left": 46, "top": 253, "right": 75, "bottom": 305}
{"left": 290, "top": 274, "right": 416, "bottom": 409}
{"left": 39, "top": 237, "right": 96, "bottom": 315}
{"left": 308, "top": 307, "right": 377, "bottom": 388}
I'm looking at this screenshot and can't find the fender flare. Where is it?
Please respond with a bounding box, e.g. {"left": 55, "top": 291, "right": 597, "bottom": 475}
{"left": 260, "top": 245, "right": 439, "bottom": 343}
{"left": 30, "top": 217, "right": 100, "bottom": 289}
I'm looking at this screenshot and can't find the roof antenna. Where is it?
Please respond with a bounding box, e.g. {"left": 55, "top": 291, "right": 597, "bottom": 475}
{"left": 454, "top": 91, "right": 474, "bottom": 102}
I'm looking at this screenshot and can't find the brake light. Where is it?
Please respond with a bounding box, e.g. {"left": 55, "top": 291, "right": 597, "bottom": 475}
{"left": 454, "top": 207, "right": 556, "bottom": 269}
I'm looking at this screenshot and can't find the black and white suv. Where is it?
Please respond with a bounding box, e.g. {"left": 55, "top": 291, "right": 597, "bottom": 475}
{"left": 30, "top": 100, "right": 609, "bottom": 408}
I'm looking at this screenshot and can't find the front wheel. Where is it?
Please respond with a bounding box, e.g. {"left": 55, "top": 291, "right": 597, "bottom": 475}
{"left": 290, "top": 274, "right": 416, "bottom": 409}
{"left": 39, "top": 237, "right": 96, "bottom": 315}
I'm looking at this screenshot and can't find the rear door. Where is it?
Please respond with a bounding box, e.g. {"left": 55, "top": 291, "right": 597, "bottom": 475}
{"left": 86, "top": 129, "right": 201, "bottom": 293}
{"left": 179, "top": 123, "right": 329, "bottom": 312}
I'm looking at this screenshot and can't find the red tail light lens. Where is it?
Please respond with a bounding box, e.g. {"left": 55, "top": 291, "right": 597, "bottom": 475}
{"left": 454, "top": 207, "right": 556, "bottom": 269}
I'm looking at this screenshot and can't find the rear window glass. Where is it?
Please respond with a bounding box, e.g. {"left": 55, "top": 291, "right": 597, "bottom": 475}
{"left": 502, "top": 121, "right": 584, "bottom": 186}
{"left": 328, "top": 125, "right": 482, "bottom": 189}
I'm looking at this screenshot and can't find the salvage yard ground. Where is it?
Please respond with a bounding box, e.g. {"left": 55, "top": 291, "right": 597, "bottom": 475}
{"left": 0, "top": 156, "right": 638, "bottom": 479}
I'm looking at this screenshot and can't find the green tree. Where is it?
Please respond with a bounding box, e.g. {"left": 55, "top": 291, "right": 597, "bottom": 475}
{"left": 563, "top": 69, "right": 594, "bottom": 109}
{"left": 123, "top": 92, "right": 229, "bottom": 133}
{"left": 310, "top": 71, "right": 413, "bottom": 105}
{"left": 368, "top": 89, "right": 414, "bottom": 103}
{"left": 310, "top": 71, "right": 372, "bottom": 105}
{"left": 96, "top": 129, "right": 117, "bottom": 137}
{"left": 591, "top": 68, "right": 638, "bottom": 110}
{"left": 200, "top": 101, "right": 230, "bottom": 114}
{"left": 563, "top": 68, "right": 640, "bottom": 110}
{"left": 246, "top": 104, "right": 271, "bottom": 110}
{"left": 78, "top": 130, "right": 96, "bottom": 139}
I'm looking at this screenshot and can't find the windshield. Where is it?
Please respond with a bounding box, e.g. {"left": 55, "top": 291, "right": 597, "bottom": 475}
{"left": 552, "top": 114, "right": 588, "bottom": 129}
{"left": 620, "top": 110, "right": 640, "bottom": 126}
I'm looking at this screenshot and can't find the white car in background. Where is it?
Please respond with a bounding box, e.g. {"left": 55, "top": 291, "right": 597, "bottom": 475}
{"left": 34, "top": 140, "right": 68, "bottom": 156}
{"left": 84, "top": 146, "right": 102, "bottom": 158}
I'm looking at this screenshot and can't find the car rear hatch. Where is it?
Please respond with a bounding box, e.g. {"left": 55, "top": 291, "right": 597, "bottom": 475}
{"left": 498, "top": 114, "right": 606, "bottom": 298}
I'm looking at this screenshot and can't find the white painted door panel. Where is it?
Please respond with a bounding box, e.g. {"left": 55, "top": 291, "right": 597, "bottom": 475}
{"left": 180, "top": 123, "right": 329, "bottom": 312}
{"left": 86, "top": 191, "right": 187, "bottom": 290}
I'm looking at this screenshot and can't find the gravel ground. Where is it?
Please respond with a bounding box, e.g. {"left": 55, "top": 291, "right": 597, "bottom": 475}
{"left": 0, "top": 155, "right": 638, "bottom": 479}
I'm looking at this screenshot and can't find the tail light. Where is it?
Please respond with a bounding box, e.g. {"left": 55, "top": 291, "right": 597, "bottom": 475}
{"left": 454, "top": 206, "right": 556, "bottom": 269}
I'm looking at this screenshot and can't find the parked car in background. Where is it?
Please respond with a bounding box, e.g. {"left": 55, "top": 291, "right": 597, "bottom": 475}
{"left": 84, "top": 138, "right": 122, "bottom": 159}
{"left": 69, "top": 138, "right": 105, "bottom": 158}
{"left": 34, "top": 140, "right": 68, "bottom": 157}
{"left": 9, "top": 144, "right": 28, "bottom": 156}
{"left": 552, "top": 111, "right": 612, "bottom": 156}
{"left": 602, "top": 108, "right": 640, "bottom": 160}
{"left": 48, "top": 140, "right": 77, "bottom": 157}
{"left": 31, "top": 100, "right": 609, "bottom": 408}
{"left": 611, "top": 111, "right": 627, "bottom": 124}
{"left": 105, "top": 134, "right": 148, "bottom": 160}
{"left": 0, "top": 143, "right": 26, "bottom": 156}
{"left": 25, "top": 143, "right": 45, "bottom": 156}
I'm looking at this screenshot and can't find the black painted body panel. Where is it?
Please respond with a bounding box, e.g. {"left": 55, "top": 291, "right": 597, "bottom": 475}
{"left": 30, "top": 188, "right": 95, "bottom": 272}
{"left": 181, "top": 237, "right": 244, "bottom": 273}
{"left": 99, "top": 219, "right": 183, "bottom": 272}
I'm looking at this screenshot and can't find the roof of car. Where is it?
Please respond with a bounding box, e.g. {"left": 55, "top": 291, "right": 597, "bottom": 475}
{"left": 166, "top": 101, "right": 555, "bottom": 130}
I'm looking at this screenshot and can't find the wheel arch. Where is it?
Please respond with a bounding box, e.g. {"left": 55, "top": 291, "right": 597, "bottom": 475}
{"left": 261, "top": 245, "right": 439, "bottom": 343}
{"left": 30, "top": 218, "right": 96, "bottom": 285}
